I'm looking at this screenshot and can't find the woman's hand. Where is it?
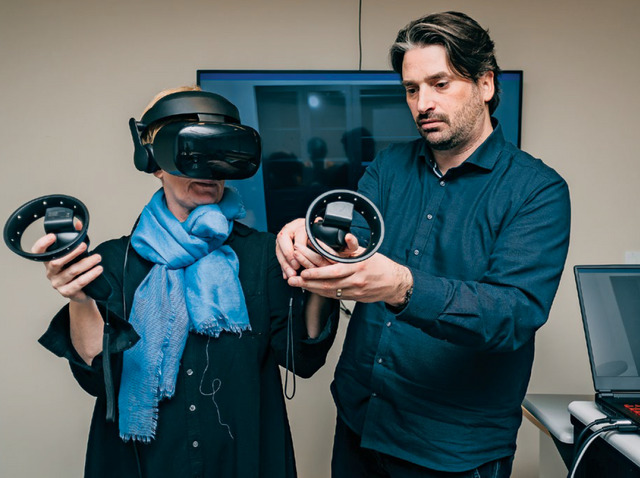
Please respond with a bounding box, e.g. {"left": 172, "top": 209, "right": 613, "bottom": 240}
{"left": 31, "top": 233, "right": 103, "bottom": 303}
{"left": 32, "top": 232, "right": 105, "bottom": 365}
{"left": 275, "top": 217, "right": 361, "bottom": 279}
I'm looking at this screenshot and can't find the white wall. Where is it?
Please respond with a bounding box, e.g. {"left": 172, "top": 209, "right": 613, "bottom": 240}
{"left": 1, "top": 0, "right": 639, "bottom": 476}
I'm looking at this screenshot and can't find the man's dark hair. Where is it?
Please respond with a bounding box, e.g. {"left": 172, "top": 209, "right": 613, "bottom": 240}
{"left": 390, "top": 11, "right": 502, "bottom": 114}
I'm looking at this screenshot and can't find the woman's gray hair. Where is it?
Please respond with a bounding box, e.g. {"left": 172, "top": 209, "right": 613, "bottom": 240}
{"left": 390, "top": 11, "right": 502, "bottom": 114}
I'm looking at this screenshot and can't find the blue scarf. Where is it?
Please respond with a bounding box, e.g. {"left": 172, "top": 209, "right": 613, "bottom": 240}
{"left": 118, "top": 187, "right": 250, "bottom": 442}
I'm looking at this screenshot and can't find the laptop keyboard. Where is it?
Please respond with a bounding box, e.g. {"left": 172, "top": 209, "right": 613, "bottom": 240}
{"left": 623, "top": 404, "right": 640, "bottom": 416}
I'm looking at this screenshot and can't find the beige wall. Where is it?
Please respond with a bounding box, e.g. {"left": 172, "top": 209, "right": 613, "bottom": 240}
{"left": 1, "top": 0, "right": 639, "bottom": 476}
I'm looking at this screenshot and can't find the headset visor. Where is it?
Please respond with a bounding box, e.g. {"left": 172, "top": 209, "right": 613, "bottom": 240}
{"left": 152, "top": 122, "right": 262, "bottom": 180}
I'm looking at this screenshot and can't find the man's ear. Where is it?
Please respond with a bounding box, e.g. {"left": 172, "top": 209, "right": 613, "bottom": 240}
{"left": 478, "top": 71, "right": 495, "bottom": 105}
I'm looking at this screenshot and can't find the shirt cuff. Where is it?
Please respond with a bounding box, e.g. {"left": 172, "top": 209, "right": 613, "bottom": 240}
{"left": 394, "top": 267, "right": 448, "bottom": 323}
{"left": 38, "top": 304, "right": 95, "bottom": 372}
{"left": 38, "top": 302, "right": 139, "bottom": 371}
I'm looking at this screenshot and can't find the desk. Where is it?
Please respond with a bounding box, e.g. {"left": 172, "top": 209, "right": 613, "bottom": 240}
{"left": 522, "top": 394, "right": 592, "bottom": 477}
{"left": 568, "top": 401, "right": 640, "bottom": 477}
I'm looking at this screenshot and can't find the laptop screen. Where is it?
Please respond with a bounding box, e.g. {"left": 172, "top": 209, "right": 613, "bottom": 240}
{"left": 574, "top": 265, "right": 640, "bottom": 393}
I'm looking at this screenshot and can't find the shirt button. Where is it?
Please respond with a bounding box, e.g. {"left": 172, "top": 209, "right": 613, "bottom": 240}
{"left": 371, "top": 392, "right": 377, "bottom": 398}
{"left": 377, "top": 357, "right": 383, "bottom": 364}
{"left": 413, "top": 249, "right": 420, "bottom": 256}
{"left": 192, "top": 440, "right": 199, "bottom": 448}
{"left": 386, "top": 321, "right": 392, "bottom": 327}
{"left": 426, "top": 214, "right": 433, "bottom": 220}
{"left": 186, "top": 369, "right": 194, "bottom": 376}
{"left": 189, "top": 404, "right": 196, "bottom": 412}
{"left": 440, "top": 180, "right": 445, "bottom": 186}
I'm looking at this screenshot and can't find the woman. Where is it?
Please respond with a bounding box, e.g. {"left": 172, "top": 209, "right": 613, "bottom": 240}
{"left": 34, "top": 87, "right": 339, "bottom": 478}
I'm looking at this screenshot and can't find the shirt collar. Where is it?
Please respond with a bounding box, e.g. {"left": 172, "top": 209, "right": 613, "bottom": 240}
{"left": 419, "top": 118, "right": 506, "bottom": 176}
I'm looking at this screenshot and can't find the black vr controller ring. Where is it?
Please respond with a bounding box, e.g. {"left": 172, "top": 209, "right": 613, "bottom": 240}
{"left": 3, "top": 194, "right": 89, "bottom": 262}
{"left": 305, "top": 189, "right": 384, "bottom": 264}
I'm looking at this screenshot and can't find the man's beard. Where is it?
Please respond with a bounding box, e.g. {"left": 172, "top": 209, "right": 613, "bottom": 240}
{"left": 417, "top": 91, "right": 486, "bottom": 151}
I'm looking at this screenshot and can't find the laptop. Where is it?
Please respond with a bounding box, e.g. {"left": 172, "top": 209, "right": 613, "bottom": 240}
{"left": 574, "top": 265, "right": 640, "bottom": 424}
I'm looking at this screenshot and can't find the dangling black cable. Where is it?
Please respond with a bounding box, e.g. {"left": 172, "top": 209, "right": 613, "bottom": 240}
{"left": 104, "top": 237, "right": 133, "bottom": 423}
{"left": 102, "top": 315, "right": 115, "bottom": 422}
{"left": 358, "top": 0, "right": 363, "bottom": 70}
{"left": 340, "top": 301, "right": 352, "bottom": 317}
{"left": 284, "top": 296, "right": 296, "bottom": 399}
{"left": 132, "top": 441, "right": 143, "bottom": 478}
{"left": 122, "top": 238, "right": 131, "bottom": 319}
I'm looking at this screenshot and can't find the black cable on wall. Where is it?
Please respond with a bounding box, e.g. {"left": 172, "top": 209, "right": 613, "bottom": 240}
{"left": 358, "top": 0, "right": 363, "bottom": 70}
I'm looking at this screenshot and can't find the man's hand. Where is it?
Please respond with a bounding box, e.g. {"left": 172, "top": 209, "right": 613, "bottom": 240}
{"left": 286, "top": 252, "right": 413, "bottom": 307}
{"left": 275, "top": 217, "right": 411, "bottom": 307}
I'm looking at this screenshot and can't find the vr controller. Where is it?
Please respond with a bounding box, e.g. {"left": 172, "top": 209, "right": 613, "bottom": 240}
{"left": 305, "top": 189, "right": 384, "bottom": 263}
{"left": 3, "top": 194, "right": 111, "bottom": 299}
{"left": 4, "top": 194, "right": 90, "bottom": 262}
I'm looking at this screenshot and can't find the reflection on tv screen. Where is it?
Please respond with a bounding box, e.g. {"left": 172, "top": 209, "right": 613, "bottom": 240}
{"left": 198, "top": 70, "right": 522, "bottom": 232}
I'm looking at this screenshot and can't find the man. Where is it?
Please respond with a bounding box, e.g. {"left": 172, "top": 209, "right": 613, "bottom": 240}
{"left": 276, "top": 11, "right": 570, "bottom": 478}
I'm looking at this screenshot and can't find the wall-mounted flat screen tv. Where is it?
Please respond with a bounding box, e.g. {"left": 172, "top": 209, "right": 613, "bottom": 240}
{"left": 198, "top": 70, "right": 523, "bottom": 233}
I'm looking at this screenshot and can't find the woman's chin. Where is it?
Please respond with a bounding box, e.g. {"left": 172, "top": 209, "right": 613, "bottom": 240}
{"left": 190, "top": 181, "right": 224, "bottom": 203}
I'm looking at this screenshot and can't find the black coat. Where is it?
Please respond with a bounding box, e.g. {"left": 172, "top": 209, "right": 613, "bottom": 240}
{"left": 40, "top": 222, "right": 338, "bottom": 478}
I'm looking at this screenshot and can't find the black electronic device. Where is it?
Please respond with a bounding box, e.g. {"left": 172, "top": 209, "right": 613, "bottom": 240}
{"left": 574, "top": 265, "right": 640, "bottom": 426}
{"left": 4, "top": 194, "right": 90, "bottom": 262}
{"left": 129, "top": 90, "right": 262, "bottom": 180}
{"left": 305, "top": 189, "right": 384, "bottom": 263}
{"left": 4, "top": 194, "right": 112, "bottom": 302}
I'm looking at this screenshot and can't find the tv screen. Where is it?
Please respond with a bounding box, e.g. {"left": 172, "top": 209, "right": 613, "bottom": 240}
{"left": 198, "top": 70, "right": 523, "bottom": 233}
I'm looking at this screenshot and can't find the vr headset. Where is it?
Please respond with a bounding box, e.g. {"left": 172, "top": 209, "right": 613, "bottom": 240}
{"left": 129, "top": 90, "right": 261, "bottom": 180}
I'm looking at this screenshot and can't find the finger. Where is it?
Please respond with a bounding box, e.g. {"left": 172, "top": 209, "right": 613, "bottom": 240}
{"left": 313, "top": 238, "right": 341, "bottom": 257}
{"left": 275, "top": 242, "right": 292, "bottom": 279}
{"left": 293, "top": 244, "right": 332, "bottom": 269}
{"left": 31, "top": 234, "right": 57, "bottom": 254}
{"left": 64, "top": 253, "right": 102, "bottom": 280}
{"left": 49, "top": 251, "right": 101, "bottom": 288}
{"left": 47, "top": 241, "right": 90, "bottom": 271}
{"left": 343, "top": 233, "right": 361, "bottom": 254}
{"left": 299, "top": 262, "right": 355, "bottom": 281}
{"left": 276, "top": 219, "right": 306, "bottom": 275}
{"left": 56, "top": 265, "right": 104, "bottom": 301}
{"left": 286, "top": 276, "right": 343, "bottom": 298}
{"left": 276, "top": 239, "right": 299, "bottom": 279}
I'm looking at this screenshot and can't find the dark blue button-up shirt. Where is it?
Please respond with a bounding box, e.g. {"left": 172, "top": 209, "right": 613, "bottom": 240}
{"left": 331, "top": 123, "right": 571, "bottom": 472}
